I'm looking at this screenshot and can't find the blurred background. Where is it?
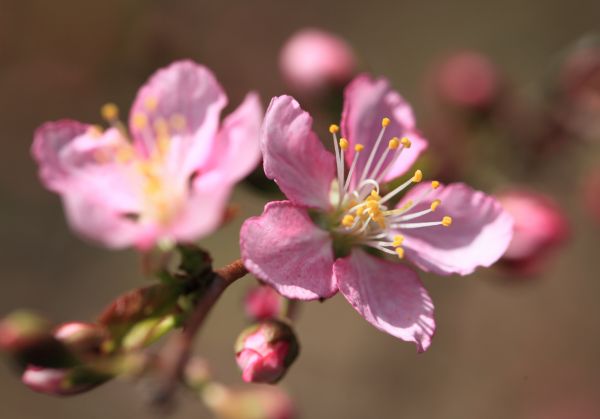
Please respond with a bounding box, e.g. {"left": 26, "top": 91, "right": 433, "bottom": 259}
{"left": 1, "top": 0, "right": 600, "bottom": 418}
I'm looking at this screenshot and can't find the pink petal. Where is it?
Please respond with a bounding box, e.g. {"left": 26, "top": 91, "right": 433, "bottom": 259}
{"left": 261, "top": 96, "right": 335, "bottom": 210}
{"left": 129, "top": 60, "right": 227, "bottom": 175}
{"left": 32, "top": 120, "right": 90, "bottom": 192}
{"left": 398, "top": 183, "right": 514, "bottom": 275}
{"left": 166, "top": 170, "right": 232, "bottom": 244}
{"left": 341, "top": 74, "right": 428, "bottom": 183}
{"left": 334, "top": 249, "right": 435, "bottom": 352}
{"left": 240, "top": 201, "right": 336, "bottom": 300}
{"left": 204, "top": 92, "right": 263, "bottom": 183}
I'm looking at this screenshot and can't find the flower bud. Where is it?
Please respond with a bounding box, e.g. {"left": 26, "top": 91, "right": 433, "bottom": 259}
{"left": 244, "top": 285, "right": 283, "bottom": 320}
{"left": 53, "top": 322, "right": 107, "bottom": 357}
{"left": 21, "top": 365, "right": 107, "bottom": 396}
{"left": 434, "top": 50, "right": 500, "bottom": 110}
{"left": 235, "top": 320, "right": 299, "bottom": 384}
{"left": 280, "top": 28, "right": 357, "bottom": 95}
{"left": 497, "top": 190, "right": 569, "bottom": 274}
{"left": 204, "top": 383, "right": 295, "bottom": 419}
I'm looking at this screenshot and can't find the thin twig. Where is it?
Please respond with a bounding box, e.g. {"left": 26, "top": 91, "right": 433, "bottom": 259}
{"left": 151, "top": 259, "right": 248, "bottom": 407}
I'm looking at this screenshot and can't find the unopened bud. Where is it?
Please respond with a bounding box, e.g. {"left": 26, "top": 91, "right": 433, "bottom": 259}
{"left": 235, "top": 320, "right": 299, "bottom": 384}
{"left": 497, "top": 189, "right": 569, "bottom": 274}
{"left": 22, "top": 365, "right": 108, "bottom": 396}
{"left": 434, "top": 50, "right": 500, "bottom": 110}
{"left": 244, "top": 285, "right": 283, "bottom": 320}
{"left": 53, "top": 322, "right": 107, "bottom": 357}
{"left": 280, "top": 28, "right": 357, "bottom": 95}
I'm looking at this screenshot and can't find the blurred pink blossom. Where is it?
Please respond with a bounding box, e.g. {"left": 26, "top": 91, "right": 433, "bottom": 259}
{"left": 434, "top": 50, "right": 500, "bottom": 109}
{"left": 244, "top": 285, "right": 284, "bottom": 320}
{"left": 241, "top": 75, "right": 513, "bottom": 351}
{"left": 497, "top": 189, "right": 568, "bottom": 273}
{"left": 279, "top": 28, "right": 357, "bottom": 94}
{"left": 32, "top": 60, "right": 263, "bottom": 250}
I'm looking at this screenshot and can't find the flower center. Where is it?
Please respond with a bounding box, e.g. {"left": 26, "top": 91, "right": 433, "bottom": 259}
{"left": 328, "top": 119, "right": 452, "bottom": 259}
{"left": 93, "top": 101, "right": 189, "bottom": 225}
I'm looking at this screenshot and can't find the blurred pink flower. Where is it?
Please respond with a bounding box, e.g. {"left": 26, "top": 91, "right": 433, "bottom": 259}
{"left": 244, "top": 285, "right": 284, "bottom": 320}
{"left": 241, "top": 75, "right": 513, "bottom": 352}
{"left": 434, "top": 50, "right": 500, "bottom": 109}
{"left": 279, "top": 28, "right": 357, "bottom": 94}
{"left": 32, "top": 60, "right": 262, "bottom": 250}
{"left": 235, "top": 320, "right": 299, "bottom": 384}
{"left": 497, "top": 189, "right": 568, "bottom": 273}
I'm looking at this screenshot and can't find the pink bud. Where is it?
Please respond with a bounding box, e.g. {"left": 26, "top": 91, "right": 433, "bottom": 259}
{"left": 53, "top": 322, "right": 106, "bottom": 356}
{"left": 280, "top": 28, "right": 357, "bottom": 94}
{"left": 235, "top": 320, "right": 299, "bottom": 384}
{"left": 434, "top": 50, "right": 500, "bottom": 110}
{"left": 497, "top": 190, "right": 569, "bottom": 274}
{"left": 21, "top": 365, "right": 100, "bottom": 396}
{"left": 244, "top": 285, "right": 283, "bottom": 320}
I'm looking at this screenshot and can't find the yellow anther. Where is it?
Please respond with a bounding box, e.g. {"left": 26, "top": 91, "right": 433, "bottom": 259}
{"left": 329, "top": 124, "right": 339, "bottom": 134}
{"left": 170, "top": 114, "right": 186, "bottom": 131}
{"left": 339, "top": 138, "right": 349, "bottom": 150}
{"left": 354, "top": 144, "right": 364, "bottom": 152}
{"left": 430, "top": 199, "right": 441, "bottom": 212}
{"left": 356, "top": 207, "right": 365, "bottom": 216}
{"left": 342, "top": 214, "right": 355, "bottom": 227}
{"left": 442, "top": 216, "right": 453, "bottom": 227}
{"left": 381, "top": 117, "right": 391, "bottom": 127}
{"left": 88, "top": 125, "right": 103, "bottom": 137}
{"left": 101, "top": 103, "right": 119, "bottom": 121}
{"left": 400, "top": 137, "right": 411, "bottom": 148}
{"left": 392, "top": 235, "right": 404, "bottom": 247}
{"left": 388, "top": 137, "right": 400, "bottom": 150}
{"left": 144, "top": 96, "right": 158, "bottom": 112}
{"left": 132, "top": 112, "right": 148, "bottom": 129}
{"left": 366, "top": 200, "right": 379, "bottom": 210}
{"left": 116, "top": 146, "right": 134, "bottom": 163}
{"left": 370, "top": 190, "right": 381, "bottom": 200}
{"left": 395, "top": 247, "right": 405, "bottom": 259}
{"left": 376, "top": 218, "right": 386, "bottom": 228}
{"left": 412, "top": 169, "right": 423, "bottom": 183}
{"left": 431, "top": 180, "right": 440, "bottom": 189}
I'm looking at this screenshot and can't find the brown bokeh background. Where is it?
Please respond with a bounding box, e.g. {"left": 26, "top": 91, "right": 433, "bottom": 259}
{"left": 1, "top": 0, "right": 600, "bottom": 418}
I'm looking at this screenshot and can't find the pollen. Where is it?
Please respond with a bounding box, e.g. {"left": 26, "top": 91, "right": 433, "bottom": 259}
{"left": 431, "top": 180, "right": 440, "bottom": 189}
{"left": 388, "top": 137, "right": 400, "bottom": 149}
{"left": 132, "top": 112, "right": 148, "bottom": 129}
{"left": 395, "top": 247, "right": 405, "bottom": 259}
{"left": 412, "top": 170, "right": 423, "bottom": 183}
{"left": 381, "top": 117, "right": 391, "bottom": 127}
{"left": 400, "top": 137, "right": 411, "bottom": 148}
{"left": 101, "top": 103, "right": 119, "bottom": 121}
{"left": 442, "top": 216, "right": 453, "bottom": 227}
{"left": 430, "top": 199, "right": 441, "bottom": 211}
{"left": 144, "top": 96, "right": 158, "bottom": 112}
{"left": 339, "top": 138, "right": 349, "bottom": 150}
{"left": 170, "top": 114, "right": 187, "bottom": 131}
{"left": 342, "top": 214, "right": 355, "bottom": 227}
{"left": 354, "top": 144, "right": 364, "bottom": 152}
{"left": 392, "top": 235, "right": 404, "bottom": 247}
{"left": 329, "top": 124, "right": 339, "bottom": 134}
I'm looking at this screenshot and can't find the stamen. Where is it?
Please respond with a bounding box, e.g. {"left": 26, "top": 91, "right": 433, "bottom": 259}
{"left": 395, "top": 247, "right": 405, "bottom": 259}
{"left": 380, "top": 169, "right": 424, "bottom": 204}
{"left": 343, "top": 144, "right": 363, "bottom": 192}
{"left": 430, "top": 199, "right": 441, "bottom": 211}
{"left": 342, "top": 214, "right": 355, "bottom": 227}
{"left": 358, "top": 117, "right": 390, "bottom": 185}
{"left": 369, "top": 137, "right": 398, "bottom": 181}
{"left": 392, "top": 235, "right": 404, "bottom": 247}
{"left": 132, "top": 112, "right": 148, "bottom": 130}
{"left": 442, "top": 216, "right": 453, "bottom": 227}
{"left": 101, "top": 103, "right": 119, "bottom": 122}
{"left": 392, "top": 217, "right": 452, "bottom": 229}
{"left": 330, "top": 125, "right": 344, "bottom": 206}
{"left": 144, "top": 96, "right": 158, "bottom": 112}
{"left": 376, "top": 136, "right": 411, "bottom": 182}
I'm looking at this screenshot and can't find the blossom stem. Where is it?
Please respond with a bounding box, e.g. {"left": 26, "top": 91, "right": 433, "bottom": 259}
{"left": 151, "top": 259, "right": 248, "bottom": 406}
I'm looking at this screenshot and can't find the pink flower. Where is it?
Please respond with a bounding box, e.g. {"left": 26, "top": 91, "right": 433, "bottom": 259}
{"left": 240, "top": 75, "right": 513, "bottom": 351}
{"left": 279, "top": 28, "right": 357, "bottom": 94}
{"left": 32, "top": 60, "right": 262, "bottom": 250}
{"left": 497, "top": 189, "right": 568, "bottom": 273}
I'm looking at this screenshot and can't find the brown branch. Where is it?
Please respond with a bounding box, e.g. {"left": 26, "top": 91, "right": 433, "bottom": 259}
{"left": 151, "top": 259, "right": 248, "bottom": 407}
